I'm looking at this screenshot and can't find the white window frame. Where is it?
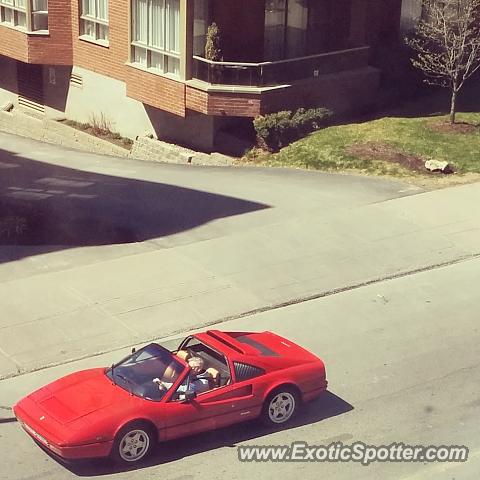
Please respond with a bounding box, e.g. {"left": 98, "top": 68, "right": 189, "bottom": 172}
{"left": 80, "top": 0, "right": 109, "bottom": 45}
{"left": 131, "top": 0, "right": 180, "bottom": 78}
{"left": 0, "top": 0, "right": 48, "bottom": 32}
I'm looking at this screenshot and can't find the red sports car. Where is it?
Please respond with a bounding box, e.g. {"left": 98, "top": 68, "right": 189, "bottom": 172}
{"left": 14, "top": 330, "right": 327, "bottom": 465}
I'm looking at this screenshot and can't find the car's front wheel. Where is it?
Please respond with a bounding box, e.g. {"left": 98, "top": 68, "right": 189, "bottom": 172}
{"left": 111, "top": 422, "right": 155, "bottom": 464}
{"left": 261, "top": 386, "right": 299, "bottom": 426}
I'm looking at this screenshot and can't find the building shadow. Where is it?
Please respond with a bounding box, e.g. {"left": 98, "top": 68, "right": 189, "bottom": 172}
{"left": 45, "top": 391, "right": 353, "bottom": 476}
{"left": 345, "top": 76, "right": 480, "bottom": 126}
{"left": 0, "top": 147, "right": 269, "bottom": 263}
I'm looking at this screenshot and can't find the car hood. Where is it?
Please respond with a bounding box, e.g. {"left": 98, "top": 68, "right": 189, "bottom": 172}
{"left": 26, "top": 368, "right": 130, "bottom": 425}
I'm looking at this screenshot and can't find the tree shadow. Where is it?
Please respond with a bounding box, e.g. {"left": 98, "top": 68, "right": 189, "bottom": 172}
{"left": 48, "top": 391, "right": 353, "bottom": 476}
{"left": 0, "top": 148, "right": 269, "bottom": 263}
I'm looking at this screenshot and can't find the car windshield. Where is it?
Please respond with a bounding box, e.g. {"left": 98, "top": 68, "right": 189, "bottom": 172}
{"left": 106, "top": 343, "right": 186, "bottom": 401}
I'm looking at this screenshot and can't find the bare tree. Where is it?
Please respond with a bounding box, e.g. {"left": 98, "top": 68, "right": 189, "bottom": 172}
{"left": 405, "top": 0, "right": 480, "bottom": 123}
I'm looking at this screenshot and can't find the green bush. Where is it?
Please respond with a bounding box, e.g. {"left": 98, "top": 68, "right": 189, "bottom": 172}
{"left": 292, "top": 108, "right": 333, "bottom": 135}
{"left": 254, "top": 107, "right": 333, "bottom": 152}
{"left": 253, "top": 111, "right": 294, "bottom": 152}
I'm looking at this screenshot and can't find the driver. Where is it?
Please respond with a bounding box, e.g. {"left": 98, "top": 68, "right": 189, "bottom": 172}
{"left": 153, "top": 356, "right": 210, "bottom": 394}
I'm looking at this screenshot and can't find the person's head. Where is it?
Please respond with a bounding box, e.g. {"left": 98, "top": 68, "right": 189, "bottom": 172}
{"left": 176, "top": 349, "right": 191, "bottom": 361}
{"left": 188, "top": 356, "right": 204, "bottom": 375}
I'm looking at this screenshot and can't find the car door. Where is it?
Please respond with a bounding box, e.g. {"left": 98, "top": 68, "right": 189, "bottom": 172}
{"left": 162, "top": 378, "right": 261, "bottom": 441}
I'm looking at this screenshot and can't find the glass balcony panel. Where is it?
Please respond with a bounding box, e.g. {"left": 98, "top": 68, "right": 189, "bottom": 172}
{"left": 192, "top": 47, "right": 370, "bottom": 88}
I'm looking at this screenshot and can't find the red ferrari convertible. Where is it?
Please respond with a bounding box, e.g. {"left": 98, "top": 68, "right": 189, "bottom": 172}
{"left": 14, "top": 330, "right": 327, "bottom": 465}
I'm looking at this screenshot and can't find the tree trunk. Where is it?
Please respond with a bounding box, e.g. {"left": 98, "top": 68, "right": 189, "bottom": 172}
{"left": 449, "top": 89, "right": 457, "bottom": 124}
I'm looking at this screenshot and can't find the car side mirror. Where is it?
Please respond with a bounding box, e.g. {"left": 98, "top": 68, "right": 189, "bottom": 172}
{"left": 131, "top": 347, "right": 136, "bottom": 354}
{"left": 183, "top": 390, "right": 197, "bottom": 402}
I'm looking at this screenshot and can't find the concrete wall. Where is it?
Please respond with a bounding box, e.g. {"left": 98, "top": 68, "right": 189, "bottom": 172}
{"left": 0, "top": 110, "right": 129, "bottom": 156}
{"left": 0, "top": 109, "right": 233, "bottom": 164}
{"left": 63, "top": 66, "right": 149, "bottom": 138}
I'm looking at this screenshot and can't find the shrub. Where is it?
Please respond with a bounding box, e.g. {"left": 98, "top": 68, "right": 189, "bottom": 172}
{"left": 253, "top": 111, "right": 294, "bottom": 152}
{"left": 89, "top": 112, "right": 113, "bottom": 136}
{"left": 205, "top": 23, "right": 223, "bottom": 61}
{"left": 254, "top": 107, "right": 333, "bottom": 152}
{"left": 292, "top": 107, "right": 333, "bottom": 136}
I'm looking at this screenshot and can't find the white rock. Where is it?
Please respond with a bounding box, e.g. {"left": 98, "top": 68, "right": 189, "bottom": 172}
{"left": 425, "top": 160, "right": 454, "bottom": 173}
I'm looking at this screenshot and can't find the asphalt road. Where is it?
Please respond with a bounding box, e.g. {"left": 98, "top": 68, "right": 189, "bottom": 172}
{"left": 1, "top": 131, "right": 431, "bottom": 378}
{"left": 1, "top": 256, "right": 479, "bottom": 480}
{"left": 1, "top": 132, "right": 479, "bottom": 479}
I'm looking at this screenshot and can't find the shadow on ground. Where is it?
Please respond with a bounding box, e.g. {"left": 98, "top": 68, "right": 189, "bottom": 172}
{"left": 50, "top": 391, "right": 353, "bottom": 476}
{"left": 362, "top": 80, "right": 480, "bottom": 123}
{"left": 0, "top": 148, "right": 269, "bottom": 263}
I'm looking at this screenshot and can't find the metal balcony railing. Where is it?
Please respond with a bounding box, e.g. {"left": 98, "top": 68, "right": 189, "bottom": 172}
{"left": 192, "top": 46, "right": 370, "bottom": 87}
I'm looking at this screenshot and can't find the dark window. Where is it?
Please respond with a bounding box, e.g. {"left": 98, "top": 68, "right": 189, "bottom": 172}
{"left": 264, "top": 0, "right": 352, "bottom": 60}
{"left": 234, "top": 362, "right": 265, "bottom": 382}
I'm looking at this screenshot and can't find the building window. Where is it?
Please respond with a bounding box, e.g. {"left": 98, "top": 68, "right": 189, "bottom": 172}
{"left": 193, "top": 0, "right": 209, "bottom": 56}
{"left": 400, "top": 0, "right": 423, "bottom": 33}
{"left": 264, "top": 0, "right": 352, "bottom": 60}
{"left": 32, "top": 0, "right": 48, "bottom": 30}
{"left": 131, "top": 0, "right": 180, "bottom": 77}
{"left": 80, "top": 0, "right": 109, "bottom": 43}
{"left": 265, "top": 0, "right": 324, "bottom": 60}
{"left": 0, "top": 0, "right": 48, "bottom": 31}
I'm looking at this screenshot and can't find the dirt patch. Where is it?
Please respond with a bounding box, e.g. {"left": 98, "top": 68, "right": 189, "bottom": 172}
{"left": 427, "top": 120, "right": 480, "bottom": 135}
{"left": 346, "top": 142, "right": 426, "bottom": 172}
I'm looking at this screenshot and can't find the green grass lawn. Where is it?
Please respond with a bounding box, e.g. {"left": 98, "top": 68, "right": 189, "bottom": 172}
{"left": 248, "top": 112, "right": 480, "bottom": 177}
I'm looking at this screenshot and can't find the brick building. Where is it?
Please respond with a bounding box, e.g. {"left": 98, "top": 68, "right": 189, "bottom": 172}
{"left": 0, "top": 0, "right": 415, "bottom": 151}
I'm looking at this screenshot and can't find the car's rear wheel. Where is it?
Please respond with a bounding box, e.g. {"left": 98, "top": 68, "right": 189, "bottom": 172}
{"left": 111, "top": 422, "right": 155, "bottom": 464}
{"left": 261, "top": 386, "right": 299, "bottom": 426}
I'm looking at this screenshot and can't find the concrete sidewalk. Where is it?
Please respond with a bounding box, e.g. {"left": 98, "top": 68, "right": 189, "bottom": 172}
{"left": 1, "top": 133, "right": 479, "bottom": 379}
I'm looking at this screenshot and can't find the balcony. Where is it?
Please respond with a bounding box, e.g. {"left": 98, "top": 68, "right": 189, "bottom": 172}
{"left": 192, "top": 46, "right": 371, "bottom": 88}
